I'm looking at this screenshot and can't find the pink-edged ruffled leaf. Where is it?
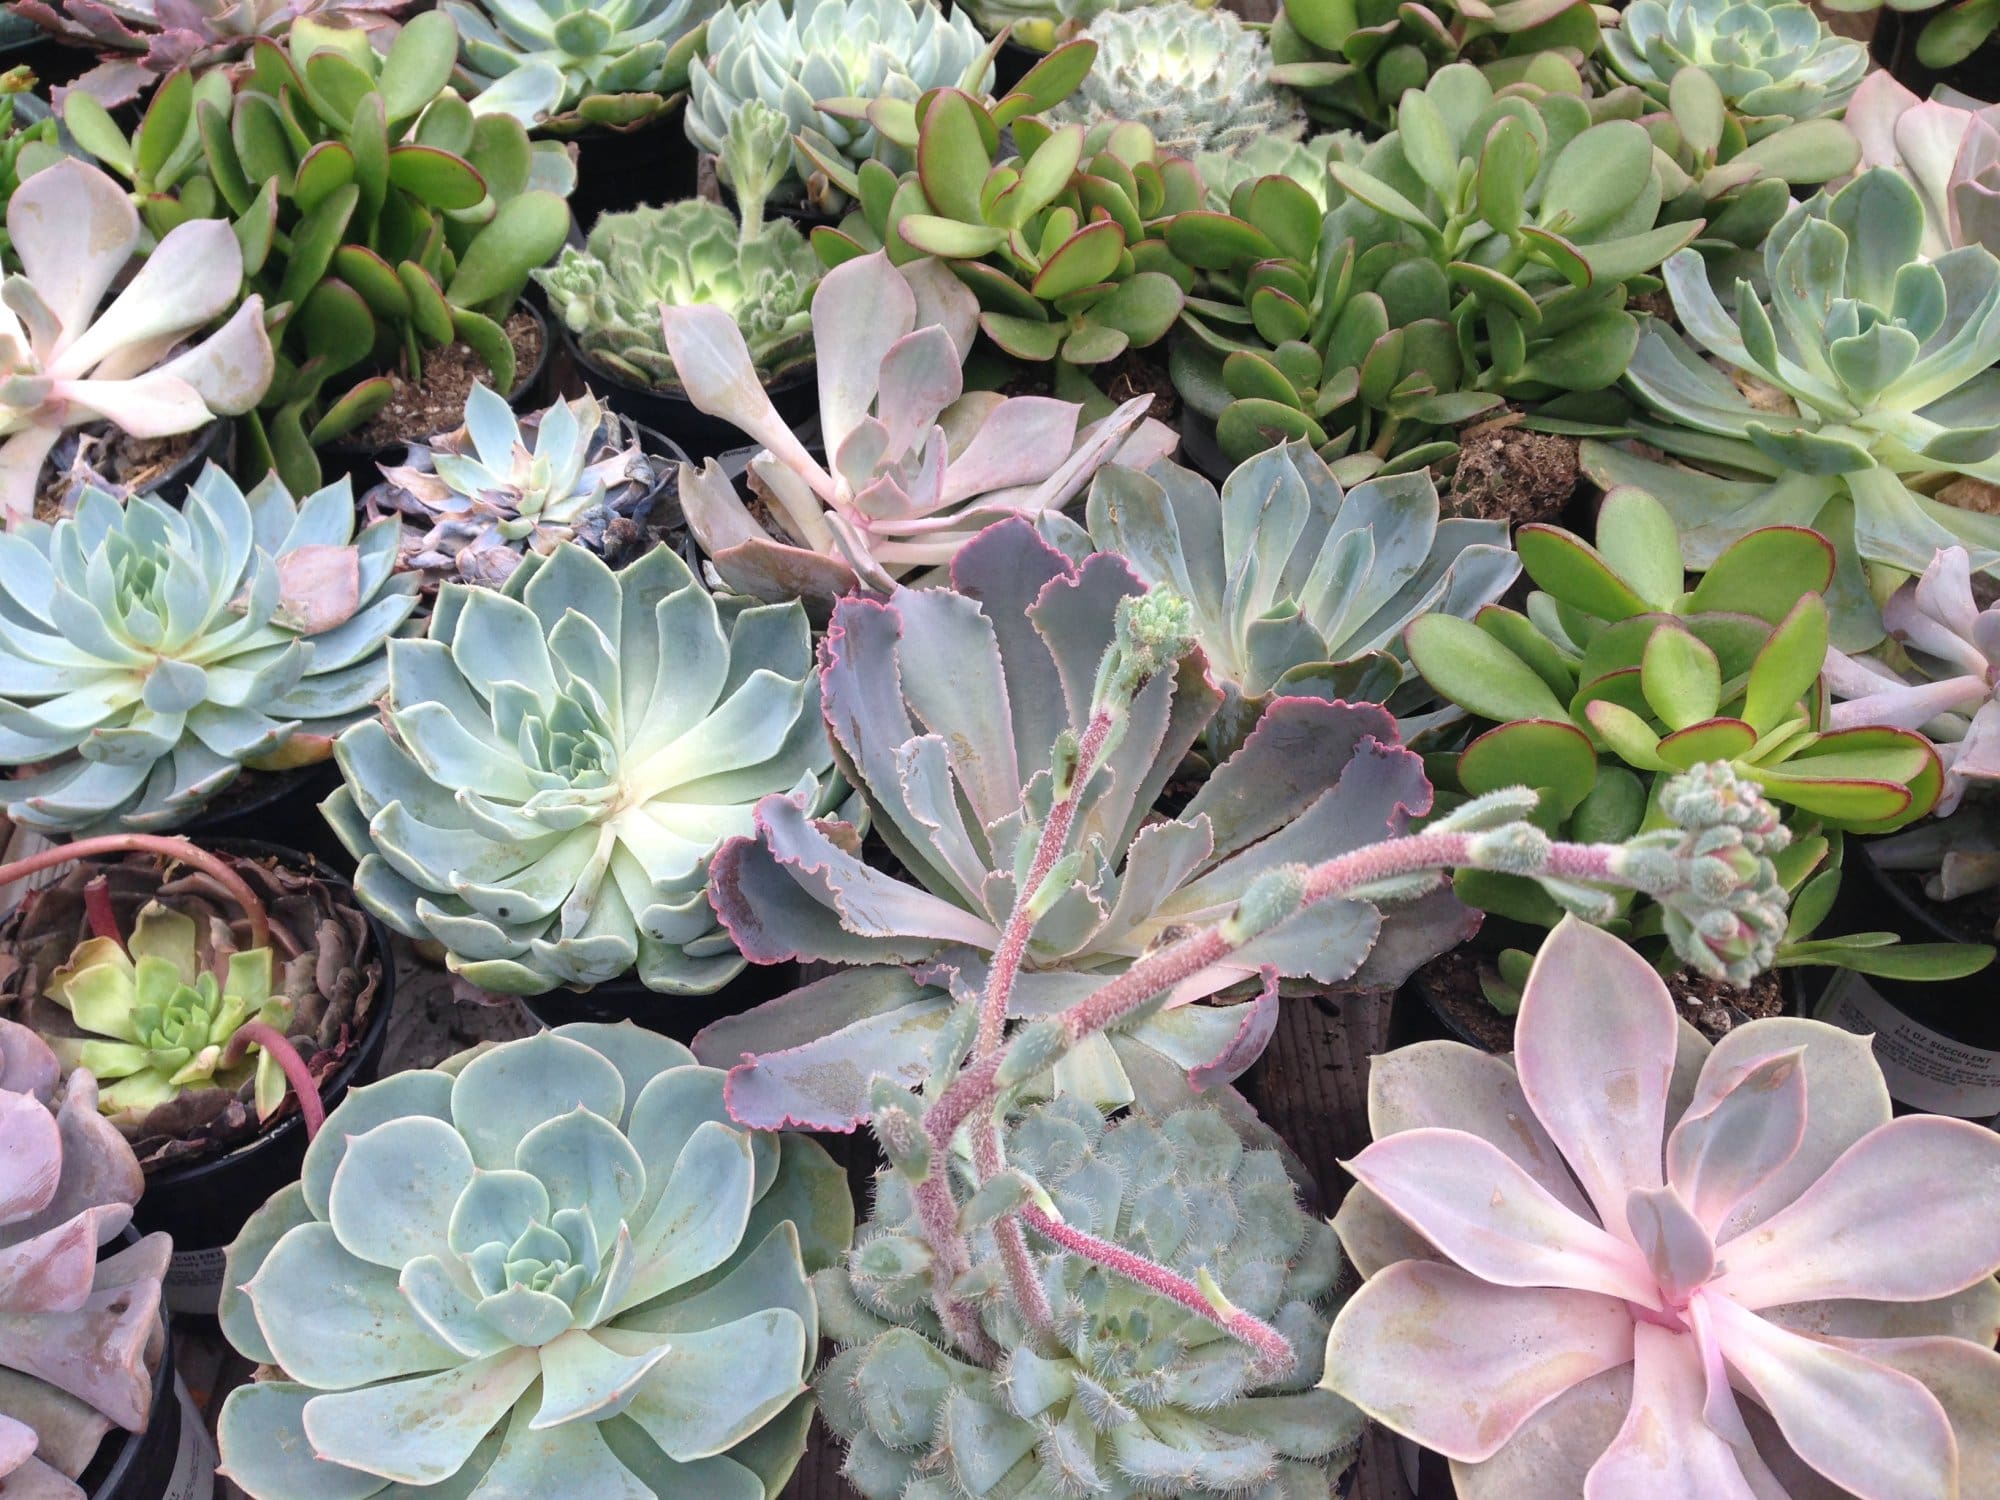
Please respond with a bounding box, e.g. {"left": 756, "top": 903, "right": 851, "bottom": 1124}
{"left": 1153, "top": 975, "right": 1277, "bottom": 1092}
{"left": 1624, "top": 1185, "right": 1714, "bottom": 1306}
{"left": 154, "top": 295, "right": 274, "bottom": 415}
{"left": 812, "top": 252, "right": 915, "bottom": 457}
{"left": 7, "top": 159, "right": 137, "bottom": 356}
{"left": 1688, "top": 1019, "right": 1889, "bottom": 1240}
{"left": 1324, "top": 1261, "right": 1634, "bottom": 1461}
{"left": 1703, "top": 1290, "right": 1959, "bottom": 1500}
{"left": 1513, "top": 917, "right": 1677, "bottom": 1241}
{"left": 1450, "top": 1368, "right": 1635, "bottom": 1500}
{"left": 936, "top": 397, "right": 1082, "bottom": 507}
{"left": 272, "top": 543, "right": 362, "bottom": 634}
{"left": 56, "top": 372, "right": 212, "bottom": 440}
{"left": 1709, "top": 1115, "right": 2000, "bottom": 1309}
{"left": 1344, "top": 1128, "right": 1660, "bottom": 1305}
{"left": 1350, "top": 883, "right": 1482, "bottom": 989}
{"left": 1365, "top": 1041, "right": 1590, "bottom": 1216}
{"left": 1331, "top": 1182, "right": 1447, "bottom": 1278}
{"left": 0, "top": 1090, "right": 59, "bottom": 1225}
{"left": 1666, "top": 1045, "right": 1809, "bottom": 1234}
{"left": 659, "top": 303, "right": 828, "bottom": 489}
{"left": 1823, "top": 1334, "right": 2000, "bottom": 1497}
{"left": 1584, "top": 1323, "right": 1764, "bottom": 1500}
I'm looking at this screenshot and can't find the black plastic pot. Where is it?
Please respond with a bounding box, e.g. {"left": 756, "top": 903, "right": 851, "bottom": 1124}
{"left": 75, "top": 1300, "right": 212, "bottom": 1500}
{"left": 129, "top": 846, "right": 396, "bottom": 1317}
{"left": 566, "top": 113, "right": 699, "bottom": 234}
{"left": 314, "top": 300, "right": 554, "bottom": 494}
{"left": 518, "top": 959, "right": 803, "bottom": 1048}
{"left": 1176, "top": 405, "right": 1234, "bottom": 486}
{"left": 555, "top": 316, "right": 819, "bottom": 462}
{"left": 1871, "top": 9, "right": 2000, "bottom": 104}
{"left": 1811, "top": 840, "right": 2000, "bottom": 1125}
{"left": 992, "top": 34, "right": 1044, "bottom": 95}
{"left": 179, "top": 761, "right": 352, "bottom": 879}
{"left": 39, "top": 416, "right": 233, "bottom": 514}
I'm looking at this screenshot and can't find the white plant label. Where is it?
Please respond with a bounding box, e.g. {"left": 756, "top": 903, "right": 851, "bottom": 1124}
{"left": 163, "top": 1376, "right": 217, "bottom": 1500}
{"left": 1816, "top": 973, "right": 2000, "bottom": 1123}
{"left": 163, "top": 1245, "right": 228, "bottom": 1317}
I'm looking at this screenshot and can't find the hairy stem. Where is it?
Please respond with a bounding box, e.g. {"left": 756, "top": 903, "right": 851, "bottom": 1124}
{"left": 0, "top": 837, "right": 271, "bottom": 951}
{"left": 222, "top": 1021, "right": 324, "bottom": 1140}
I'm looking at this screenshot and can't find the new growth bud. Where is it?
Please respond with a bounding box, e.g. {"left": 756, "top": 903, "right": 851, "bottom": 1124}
{"left": 1091, "top": 589, "right": 1195, "bottom": 716}
{"left": 1222, "top": 864, "right": 1309, "bottom": 944}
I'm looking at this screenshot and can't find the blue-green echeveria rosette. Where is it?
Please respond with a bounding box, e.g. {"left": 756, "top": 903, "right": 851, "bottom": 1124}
{"left": 322, "top": 541, "right": 854, "bottom": 997}
{"left": 216, "top": 1022, "right": 855, "bottom": 1500}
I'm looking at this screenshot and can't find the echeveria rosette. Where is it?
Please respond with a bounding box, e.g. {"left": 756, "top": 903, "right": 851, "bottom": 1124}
{"left": 694, "top": 516, "right": 1478, "bottom": 1129}
{"left": 0, "top": 157, "right": 273, "bottom": 528}
{"left": 819, "top": 1097, "right": 1363, "bottom": 1498}
{"left": 446, "top": 0, "right": 714, "bottom": 132}
{"left": 0, "top": 1019, "right": 168, "bottom": 1500}
{"left": 1604, "top": 0, "right": 1867, "bottom": 138}
{"left": 1844, "top": 71, "right": 2000, "bottom": 259}
{"left": 1039, "top": 442, "right": 1520, "bottom": 758}
{"left": 322, "top": 541, "right": 851, "bottom": 997}
{"left": 1824, "top": 545, "right": 2000, "bottom": 817}
{"left": 1324, "top": 916, "right": 2000, "bottom": 1499}
{"left": 42, "top": 901, "right": 291, "bottom": 1123}
{"left": 215, "top": 1023, "right": 854, "bottom": 1500}
{"left": 0, "top": 467, "right": 418, "bottom": 836}
{"left": 1582, "top": 167, "right": 2000, "bottom": 651}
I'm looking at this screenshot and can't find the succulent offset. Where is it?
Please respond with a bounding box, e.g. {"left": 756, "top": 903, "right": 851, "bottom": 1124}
{"left": 1326, "top": 915, "right": 2000, "bottom": 1499}
{"left": 0, "top": 1020, "right": 169, "bottom": 1500}
{"left": 1584, "top": 168, "right": 2000, "bottom": 651}
{"left": 819, "top": 1097, "right": 1363, "bottom": 1498}
{"left": 368, "top": 383, "right": 667, "bottom": 588}
{"left": 686, "top": 0, "right": 994, "bottom": 213}
{"left": 1048, "top": 2, "right": 1305, "bottom": 161}
{"left": 324, "top": 542, "right": 850, "bottom": 996}
{"left": 1039, "top": 443, "right": 1520, "bottom": 756}
{"left": 1844, "top": 71, "right": 2000, "bottom": 258}
{"left": 0, "top": 467, "right": 418, "bottom": 835}
{"left": 1605, "top": 0, "right": 1868, "bottom": 136}
{"left": 695, "top": 517, "right": 1477, "bottom": 1128}
{"left": 216, "top": 1023, "right": 854, "bottom": 1499}
{"left": 0, "top": 156, "right": 272, "bottom": 528}
{"left": 447, "top": 0, "right": 713, "bottom": 131}
{"left": 667, "top": 250, "right": 1173, "bottom": 606}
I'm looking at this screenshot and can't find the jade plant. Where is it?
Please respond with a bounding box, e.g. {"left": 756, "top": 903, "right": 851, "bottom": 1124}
{"left": 1268, "top": 0, "right": 1603, "bottom": 134}
{"left": 324, "top": 542, "right": 852, "bottom": 996}
{"left": 1604, "top": 0, "right": 1868, "bottom": 134}
{"left": 686, "top": 0, "right": 995, "bottom": 214}
{"left": 447, "top": 0, "right": 713, "bottom": 132}
{"left": 666, "top": 250, "right": 1172, "bottom": 607}
{"left": 819, "top": 1097, "right": 1364, "bottom": 1497}
{"left": 1038, "top": 442, "right": 1520, "bottom": 757}
{"left": 1582, "top": 168, "right": 2000, "bottom": 650}
{"left": 0, "top": 468, "right": 418, "bottom": 835}
{"left": 0, "top": 76, "right": 54, "bottom": 268}
{"left": 1167, "top": 63, "right": 1700, "bottom": 476}
{"left": 61, "top": 13, "right": 575, "bottom": 492}
{"left": 0, "top": 838, "right": 388, "bottom": 1166}
{"left": 216, "top": 1023, "right": 854, "bottom": 1498}
{"left": 1326, "top": 914, "right": 2000, "bottom": 1498}
{"left": 0, "top": 1019, "right": 169, "bottom": 1500}
{"left": 536, "top": 101, "right": 818, "bottom": 393}
{"left": 11, "top": 0, "right": 406, "bottom": 106}
{"left": 1048, "top": 2, "right": 1305, "bottom": 161}
{"left": 1845, "top": 70, "right": 2000, "bottom": 258}
{"left": 0, "top": 156, "right": 273, "bottom": 527}
{"left": 366, "top": 383, "right": 667, "bottom": 588}
{"left": 808, "top": 65, "right": 1201, "bottom": 398}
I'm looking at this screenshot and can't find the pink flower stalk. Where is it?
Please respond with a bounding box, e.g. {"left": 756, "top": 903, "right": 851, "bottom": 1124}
{"left": 1325, "top": 916, "right": 2000, "bottom": 1499}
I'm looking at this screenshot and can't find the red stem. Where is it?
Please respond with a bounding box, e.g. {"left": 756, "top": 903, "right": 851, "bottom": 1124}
{"left": 82, "top": 877, "right": 121, "bottom": 947}
{"left": 0, "top": 837, "right": 271, "bottom": 951}
{"left": 222, "top": 1021, "right": 324, "bottom": 1140}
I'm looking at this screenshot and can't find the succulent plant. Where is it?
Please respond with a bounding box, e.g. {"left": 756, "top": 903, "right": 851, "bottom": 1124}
{"left": 1820, "top": 0, "right": 1998, "bottom": 74}
{"left": 1167, "top": 63, "right": 1699, "bottom": 476}
{"left": 1844, "top": 71, "right": 2000, "bottom": 258}
{"left": 323, "top": 541, "right": 849, "bottom": 996}
{"left": 1581, "top": 168, "right": 2000, "bottom": 652}
{"left": 667, "top": 250, "right": 1173, "bottom": 607}
{"left": 1869, "top": 806, "right": 2000, "bottom": 932}
{"left": 1047, "top": 3, "right": 1304, "bottom": 162}
{"left": 0, "top": 1019, "right": 169, "bottom": 1500}
{"left": 1196, "top": 131, "right": 1347, "bottom": 213}
{"left": 1268, "top": 0, "right": 1604, "bottom": 134}
{"left": 537, "top": 103, "right": 819, "bottom": 393}
{"left": 1825, "top": 545, "right": 2000, "bottom": 817}
{"left": 1326, "top": 914, "right": 2000, "bottom": 1499}
{"left": 686, "top": 0, "right": 994, "bottom": 214}
{"left": 1038, "top": 442, "right": 1520, "bottom": 757}
{"left": 0, "top": 79, "right": 54, "bottom": 269}
{"left": 216, "top": 1023, "right": 854, "bottom": 1499}
{"left": 367, "top": 383, "right": 668, "bottom": 589}
{"left": 809, "top": 73, "right": 1201, "bottom": 395}
{"left": 694, "top": 515, "right": 1479, "bottom": 1128}
{"left": 0, "top": 156, "right": 272, "bottom": 528}
{"left": 819, "top": 1095, "right": 1363, "bottom": 1499}
{"left": 9, "top": 0, "right": 406, "bottom": 107}
{"left": 447, "top": 0, "right": 713, "bottom": 132}
{"left": 1, "top": 848, "right": 388, "bottom": 1168}
{"left": 1605, "top": 0, "right": 1868, "bottom": 136}
{"left": 60, "top": 13, "right": 575, "bottom": 493}
{"left": 0, "top": 466, "right": 419, "bottom": 835}
{"left": 951, "top": 0, "right": 1179, "bottom": 52}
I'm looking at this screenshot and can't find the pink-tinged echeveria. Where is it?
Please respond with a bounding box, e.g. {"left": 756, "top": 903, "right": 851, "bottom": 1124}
{"left": 1824, "top": 545, "right": 2000, "bottom": 816}
{"left": 1324, "top": 916, "right": 2000, "bottom": 1499}
{"left": 1844, "top": 70, "right": 2000, "bottom": 259}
